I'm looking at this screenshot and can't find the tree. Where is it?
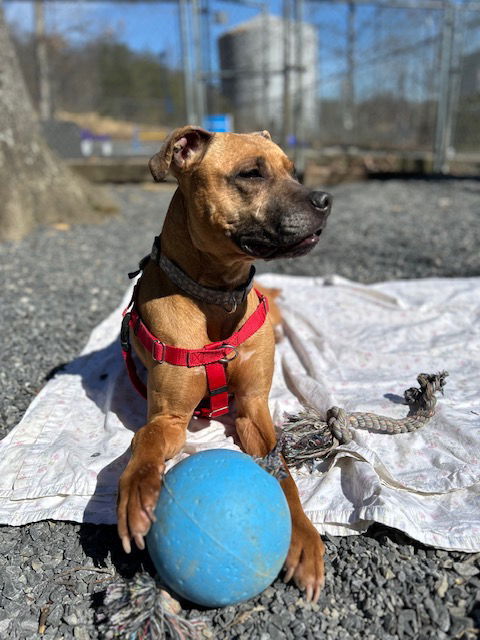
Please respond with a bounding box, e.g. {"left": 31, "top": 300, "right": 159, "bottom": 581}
{"left": 0, "top": 10, "right": 116, "bottom": 243}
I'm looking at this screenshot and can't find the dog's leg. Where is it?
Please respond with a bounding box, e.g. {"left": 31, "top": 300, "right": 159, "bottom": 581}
{"left": 117, "top": 366, "right": 205, "bottom": 554}
{"left": 235, "top": 396, "right": 325, "bottom": 603}
{"left": 117, "top": 415, "right": 188, "bottom": 553}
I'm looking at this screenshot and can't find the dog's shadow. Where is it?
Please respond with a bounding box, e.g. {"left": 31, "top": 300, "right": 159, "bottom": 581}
{"left": 46, "top": 335, "right": 146, "bottom": 433}
{"left": 47, "top": 337, "right": 154, "bottom": 574}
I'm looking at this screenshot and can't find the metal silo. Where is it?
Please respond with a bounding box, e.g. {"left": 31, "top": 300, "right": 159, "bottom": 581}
{"left": 218, "top": 14, "right": 318, "bottom": 140}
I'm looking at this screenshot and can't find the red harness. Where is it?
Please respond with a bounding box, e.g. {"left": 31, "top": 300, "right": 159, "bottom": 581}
{"left": 121, "top": 287, "right": 269, "bottom": 419}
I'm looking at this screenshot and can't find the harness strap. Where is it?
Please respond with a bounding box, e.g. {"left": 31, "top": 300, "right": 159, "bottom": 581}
{"left": 203, "top": 362, "right": 230, "bottom": 419}
{"left": 121, "top": 289, "right": 268, "bottom": 419}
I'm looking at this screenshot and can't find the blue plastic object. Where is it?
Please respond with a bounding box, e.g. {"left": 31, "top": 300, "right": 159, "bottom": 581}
{"left": 146, "top": 449, "right": 291, "bottom": 607}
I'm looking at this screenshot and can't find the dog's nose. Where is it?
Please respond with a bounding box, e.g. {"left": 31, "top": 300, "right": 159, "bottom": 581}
{"left": 309, "top": 190, "right": 332, "bottom": 214}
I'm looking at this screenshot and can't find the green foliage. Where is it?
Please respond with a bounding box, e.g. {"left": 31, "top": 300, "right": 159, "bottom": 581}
{"left": 95, "top": 41, "right": 185, "bottom": 123}
{"left": 11, "top": 28, "right": 186, "bottom": 126}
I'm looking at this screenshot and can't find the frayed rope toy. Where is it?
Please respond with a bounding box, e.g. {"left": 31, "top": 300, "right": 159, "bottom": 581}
{"left": 96, "top": 573, "right": 210, "bottom": 640}
{"left": 96, "top": 371, "right": 447, "bottom": 639}
{"left": 282, "top": 371, "right": 448, "bottom": 469}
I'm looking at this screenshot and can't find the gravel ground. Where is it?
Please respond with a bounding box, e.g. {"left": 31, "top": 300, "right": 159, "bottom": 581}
{"left": 1, "top": 179, "right": 479, "bottom": 639}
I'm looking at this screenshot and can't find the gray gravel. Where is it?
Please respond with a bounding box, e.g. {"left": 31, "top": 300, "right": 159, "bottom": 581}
{"left": 1, "top": 179, "right": 479, "bottom": 639}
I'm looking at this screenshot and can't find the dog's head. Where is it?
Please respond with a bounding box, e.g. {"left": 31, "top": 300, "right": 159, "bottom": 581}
{"left": 149, "top": 126, "right": 332, "bottom": 261}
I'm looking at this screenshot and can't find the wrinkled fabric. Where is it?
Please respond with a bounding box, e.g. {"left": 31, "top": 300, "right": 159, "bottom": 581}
{"left": 1, "top": 275, "right": 479, "bottom": 552}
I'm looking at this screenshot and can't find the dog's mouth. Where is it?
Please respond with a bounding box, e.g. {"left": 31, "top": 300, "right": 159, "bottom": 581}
{"left": 237, "top": 228, "right": 324, "bottom": 260}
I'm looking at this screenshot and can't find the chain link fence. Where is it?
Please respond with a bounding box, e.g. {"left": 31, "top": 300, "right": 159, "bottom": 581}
{"left": 4, "top": 0, "right": 480, "bottom": 173}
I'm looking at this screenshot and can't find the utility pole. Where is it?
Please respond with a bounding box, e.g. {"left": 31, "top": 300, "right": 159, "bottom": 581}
{"left": 34, "top": 0, "right": 52, "bottom": 121}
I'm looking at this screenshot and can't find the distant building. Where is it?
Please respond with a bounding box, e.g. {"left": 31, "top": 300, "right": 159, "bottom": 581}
{"left": 218, "top": 14, "right": 318, "bottom": 138}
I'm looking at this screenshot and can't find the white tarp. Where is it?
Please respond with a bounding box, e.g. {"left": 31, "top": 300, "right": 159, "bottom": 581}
{"left": 1, "top": 275, "right": 479, "bottom": 552}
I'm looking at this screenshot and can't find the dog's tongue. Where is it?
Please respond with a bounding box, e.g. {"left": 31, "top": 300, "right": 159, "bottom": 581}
{"left": 295, "top": 234, "right": 318, "bottom": 249}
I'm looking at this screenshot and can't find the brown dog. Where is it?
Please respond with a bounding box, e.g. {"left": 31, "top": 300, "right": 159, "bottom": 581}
{"left": 117, "top": 126, "right": 332, "bottom": 603}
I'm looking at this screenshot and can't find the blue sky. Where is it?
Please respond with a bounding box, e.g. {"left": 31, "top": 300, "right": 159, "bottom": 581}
{"left": 4, "top": 1, "right": 282, "bottom": 64}
{"left": 5, "top": 0, "right": 473, "bottom": 102}
{"left": 3, "top": 0, "right": 354, "bottom": 93}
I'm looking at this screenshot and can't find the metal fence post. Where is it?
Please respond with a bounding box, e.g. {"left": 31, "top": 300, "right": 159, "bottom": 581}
{"left": 179, "top": 0, "right": 197, "bottom": 125}
{"left": 191, "top": 0, "right": 206, "bottom": 125}
{"left": 292, "top": 0, "right": 305, "bottom": 173}
{"left": 282, "top": 0, "right": 293, "bottom": 149}
{"left": 433, "top": 2, "right": 455, "bottom": 174}
{"left": 344, "top": 1, "right": 355, "bottom": 134}
{"left": 443, "top": 6, "right": 464, "bottom": 165}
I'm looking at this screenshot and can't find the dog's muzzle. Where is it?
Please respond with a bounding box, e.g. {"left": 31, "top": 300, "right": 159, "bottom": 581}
{"left": 235, "top": 190, "right": 332, "bottom": 260}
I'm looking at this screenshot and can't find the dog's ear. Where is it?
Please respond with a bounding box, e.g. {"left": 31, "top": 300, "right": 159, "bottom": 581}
{"left": 149, "top": 126, "right": 213, "bottom": 182}
{"left": 252, "top": 130, "right": 272, "bottom": 141}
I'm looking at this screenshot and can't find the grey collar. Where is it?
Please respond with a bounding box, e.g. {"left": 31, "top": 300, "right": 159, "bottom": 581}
{"left": 150, "top": 236, "right": 255, "bottom": 313}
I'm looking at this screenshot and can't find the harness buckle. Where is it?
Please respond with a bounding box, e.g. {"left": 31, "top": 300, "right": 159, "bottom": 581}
{"left": 219, "top": 344, "right": 238, "bottom": 364}
{"left": 152, "top": 339, "right": 165, "bottom": 364}
{"left": 120, "top": 313, "right": 131, "bottom": 352}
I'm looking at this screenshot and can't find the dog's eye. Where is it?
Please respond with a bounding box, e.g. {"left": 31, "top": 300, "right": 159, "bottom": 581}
{"left": 238, "top": 168, "right": 262, "bottom": 179}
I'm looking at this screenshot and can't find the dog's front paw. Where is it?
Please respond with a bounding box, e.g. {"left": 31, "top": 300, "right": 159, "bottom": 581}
{"left": 283, "top": 517, "right": 325, "bottom": 603}
{"left": 117, "top": 460, "right": 164, "bottom": 554}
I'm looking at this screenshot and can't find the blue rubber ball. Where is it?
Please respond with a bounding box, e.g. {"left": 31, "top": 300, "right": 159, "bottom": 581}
{"left": 146, "top": 449, "right": 291, "bottom": 607}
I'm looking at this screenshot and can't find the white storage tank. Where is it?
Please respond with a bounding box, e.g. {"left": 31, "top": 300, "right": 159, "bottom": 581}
{"left": 218, "top": 13, "right": 318, "bottom": 138}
